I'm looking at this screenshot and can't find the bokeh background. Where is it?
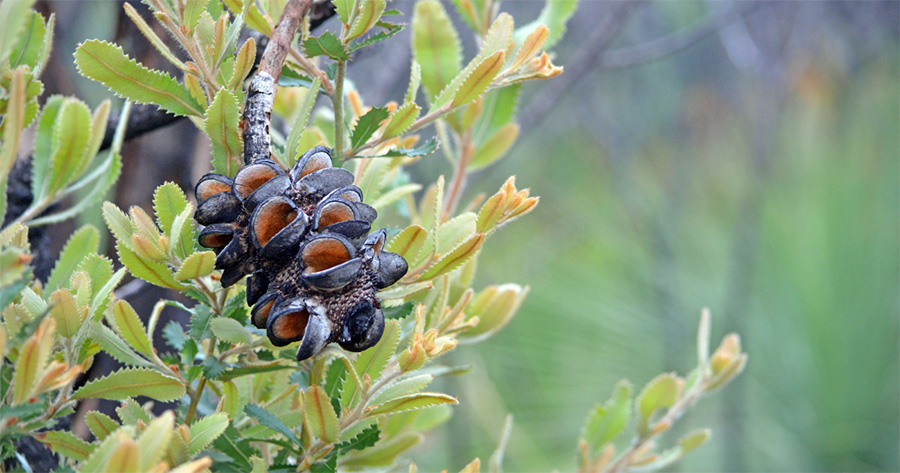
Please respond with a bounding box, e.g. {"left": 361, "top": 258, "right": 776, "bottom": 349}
{"left": 36, "top": 0, "right": 898, "bottom": 471}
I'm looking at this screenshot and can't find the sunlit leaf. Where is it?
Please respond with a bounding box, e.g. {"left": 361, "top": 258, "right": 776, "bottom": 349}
{"left": 189, "top": 412, "right": 230, "bottom": 454}
{"left": 305, "top": 385, "right": 339, "bottom": 442}
{"left": 85, "top": 411, "right": 119, "bottom": 441}
{"left": 245, "top": 404, "right": 299, "bottom": 444}
{"left": 206, "top": 88, "right": 243, "bottom": 177}
{"left": 45, "top": 225, "right": 99, "bottom": 293}
{"left": 302, "top": 32, "right": 349, "bottom": 60}
{"left": 113, "top": 299, "right": 154, "bottom": 358}
{"left": 72, "top": 367, "right": 185, "bottom": 401}
{"left": 412, "top": 0, "right": 461, "bottom": 101}
{"left": 175, "top": 251, "right": 216, "bottom": 281}
{"left": 37, "top": 430, "right": 95, "bottom": 462}
{"left": 351, "top": 106, "right": 390, "bottom": 150}
{"left": 209, "top": 317, "right": 252, "bottom": 344}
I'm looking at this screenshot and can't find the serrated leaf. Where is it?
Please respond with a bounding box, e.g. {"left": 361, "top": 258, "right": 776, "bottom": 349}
{"left": 378, "top": 281, "right": 433, "bottom": 304}
{"left": 302, "top": 32, "right": 349, "bottom": 60}
{"left": 405, "top": 61, "right": 421, "bottom": 104}
{"left": 387, "top": 225, "right": 428, "bottom": 260}
{"left": 106, "top": 438, "right": 139, "bottom": 472}
{"left": 420, "top": 233, "right": 484, "bottom": 280}
{"left": 117, "top": 242, "right": 185, "bottom": 289}
{"left": 513, "top": 0, "right": 577, "bottom": 49}
{"left": 305, "top": 385, "right": 339, "bottom": 442}
{"left": 170, "top": 204, "right": 196, "bottom": 260}
{"left": 346, "top": 0, "right": 386, "bottom": 41}
{"left": 412, "top": 0, "right": 461, "bottom": 101}
{"left": 372, "top": 374, "right": 433, "bottom": 404}
{"left": 72, "top": 367, "right": 185, "bottom": 401}
{"left": 209, "top": 317, "right": 252, "bottom": 344}
{"left": 583, "top": 380, "right": 632, "bottom": 451}
{"left": 183, "top": 0, "right": 211, "bottom": 31}
{"left": 449, "top": 50, "right": 505, "bottom": 109}
{"left": 47, "top": 98, "right": 92, "bottom": 193}
{"left": 102, "top": 201, "right": 135, "bottom": 245}
{"left": 469, "top": 123, "right": 518, "bottom": 171}
{"left": 75, "top": 40, "right": 203, "bottom": 116}
{"left": 175, "top": 251, "right": 216, "bottom": 281}
{"left": 349, "top": 21, "right": 403, "bottom": 52}
{"left": 371, "top": 183, "right": 423, "bottom": 213}
{"left": 12, "top": 318, "right": 53, "bottom": 404}
{"left": 284, "top": 77, "right": 320, "bottom": 166}
{"left": 203, "top": 356, "right": 226, "bottom": 380}
{"left": 153, "top": 182, "right": 189, "bottom": 236}
{"left": 123, "top": 3, "right": 186, "bottom": 70}
{"left": 370, "top": 392, "right": 457, "bottom": 416}
{"left": 383, "top": 102, "right": 420, "bottom": 138}
{"left": 351, "top": 106, "right": 390, "bottom": 150}
{"left": 37, "top": 430, "right": 95, "bottom": 461}
{"left": 29, "top": 148, "right": 122, "bottom": 227}
{"left": 334, "top": 0, "right": 352, "bottom": 24}
{"left": 341, "top": 432, "right": 422, "bottom": 468}
{"left": 380, "top": 137, "right": 439, "bottom": 158}
{"left": 113, "top": 299, "right": 154, "bottom": 358}
{"left": 637, "top": 373, "right": 680, "bottom": 435}
{"left": 189, "top": 305, "right": 215, "bottom": 340}
{"left": 136, "top": 411, "right": 175, "bottom": 471}
{"left": 337, "top": 424, "right": 380, "bottom": 454}
{"left": 9, "top": 12, "right": 46, "bottom": 71}
{"left": 85, "top": 411, "right": 119, "bottom": 441}
{"left": 245, "top": 404, "right": 299, "bottom": 444}
{"left": 214, "top": 425, "right": 257, "bottom": 470}
{"left": 117, "top": 399, "right": 151, "bottom": 426}
{"left": 49, "top": 289, "right": 83, "bottom": 338}
{"left": 45, "top": 225, "right": 98, "bottom": 294}
{"left": 88, "top": 323, "right": 153, "bottom": 368}
{"left": 29, "top": 95, "right": 64, "bottom": 202}
{"left": 206, "top": 88, "right": 243, "bottom": 178}
{"left": 189, "top": 412, "right": 229, "bottom": 454}
{"left": 356, "top": 319, "right": 400, "bottom": 382}
{"left": 0, "top": 0, "right": 36, "bottom": 68}
{"left": 163, "top": 320, "right": 187, "bottom": 350}
{"left": 437, "top": 213, "right": 477, "bottom": 255}
{"left": 229, "top": 37, "right": 256, "bottom": 90}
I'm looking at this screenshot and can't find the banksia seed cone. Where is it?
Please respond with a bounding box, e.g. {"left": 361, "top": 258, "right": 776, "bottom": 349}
{"left": 193, "top": 147, "right": 408, "bottom": 360}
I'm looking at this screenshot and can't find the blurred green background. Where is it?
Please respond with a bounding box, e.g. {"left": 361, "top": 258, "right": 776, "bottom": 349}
{"left": 41, "top": 0, "right": 898, "bottom": 471}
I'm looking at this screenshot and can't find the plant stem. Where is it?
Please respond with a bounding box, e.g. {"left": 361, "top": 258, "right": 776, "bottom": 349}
{"left": 442, "top": 131, "right": 473, "bottom": 219}
{"left": 332, "top": 60, "right": 347, "bottom": 166}
{"left": 184, "top": 339, "right": 216, "bottom": 425}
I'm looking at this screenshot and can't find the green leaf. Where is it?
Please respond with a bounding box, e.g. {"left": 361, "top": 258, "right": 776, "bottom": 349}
{"left": 189, "top": 412, "right": 230, "bottom": 455}
{"left": 449, "top": 50, "right": 505, "bottom": 109}
{"left": 84, "top": 411, "right": 120, "bottom": 441}
{"left": 346, "top": 0, "right": 386, "bottom": 41}
{"left": 219, "top": 363, "right": 293, "bottom": 381}
{"left": 29, "top": 95, "right": 64, "bottom": 202}
{"left": 102, "top": 201, "right": 135, "bottom": 245}
{"left": 355, "top": 319, "right": 400, "bottom": 382}
{"left": 437, "top": 212, "right": 477, "bottom": 255}
{"left": 113, "top": 300, "right": 154, "bottom": 358}
{"left": 136, "top": 411, "right": 175, "bottom": 471}
{"left": 513, "top": 0, "right": 578, "bottom": 49}
{"left": 324, "top": 361, "right": 345, "bottom": 413}
{"left": 88, "top": 323, "right": 153, "bottom": 368}
{"left": 116, "top": 398, "right": 151, "bottom": 426}
{"left": 169, "top": 204, "right": 196, "bottom": 260}
{"left": 74, "top": 40, "right": 203, "bottom": 116}
{"left": 46, "top": 225, "right": 99, "bottom": 293}
{"left": 162, "top": 320, "right": 187, "bottom": 350}
{"left": 189, "top": 305, "right": 215, "bottom": 340}
{"left": 72, "top": 367, "right": 185, "bottom": 401}
{"left": 380, "top": 137, "right": 439, "bottom": 158}
{"left": 153, "top": 182, "right": 189, "bottom": 235}
{"left": 334, "top": 0, "right": 352, "bottom": 24}
{"left": 383, "top": 102, "right": 420, "bottom": 139}
{"left": 340, "top": 432, "right": 422, "bottom": 468}
{"left": 370, "top": 183, "right": 422, "bottom": 213}
{"left": 49, "top": 289, "right": 84, "bottom": 338}
{"left": 336, "top": 424, "right": 380, "bottom": 454}
{"left": 0, "top": 0, "right": 36, "bottom": 69}
{"left": 229, "top": 37, "right": 257, "bottom": 91}
{"left": 28, "top": 148, "right": 122, "bottom": 227}
{"left": 175, "top": 251, "right": 216, "bottom": 281}
{"left": 637, "top": 373, "right": 680, "bottom": 435}
{"left": 117, "top": 242, "right": 186, "bottom": 290}
{"left": 37, "top": 430, "right": 95, "bottom": 461}
{"left": 302, "top": 32, "right": 349, "bottom": 61}
{"left": 372, "top": 374, "right": 433, "bottom": 404}
{"left": 46, "top": 98, "right": 92, "bottom": 193}
{"left": 183, "top": 0, "right": 211, "bottom": 31}
{"left": 406, "top": 61, "right": 422, "bottom": 104}
{"left": 469, "top": 123, "right": 518, "bottom": 171}
{"left": 245, "top": 404, "right": 299, "bottom": 444}
{"left": 350, "top": 106, "right": 390, "bottom": 150}
{"left": 420, "top": 233, "right": 484, "bottom": 280}
{"left": 213, "top": 425, "right": 256, "bottom": 470}
{"left": 387, "top": 224, "right": 428, "bottom": 260}
{"left": 305, "top": 385, "right": 339, "bottom": 442}
{"left": 412, "top": 0, "right": 461, "bottom": 101}
{"left": 209, "top": 317, "right": 252, "bottom": 344}
{"left": 582, "top": 380, "right": 632, "bottom": 451}
{"left": 12, "top": 322, "right": 52, "bottom": 405}
{"left": 9, "top": 12, "right": 46, "bottom": 70}
{"left": 284, "top": 76, "right": 320, "bottom": 166}
{"left": 370, "top": 392, "right": 457, "bottom": 416}
{"left": 349, "top": 21, "right": 403, "bottom": 52}
{"left": 206, "top": 88, "right": 243, "bottom": 178}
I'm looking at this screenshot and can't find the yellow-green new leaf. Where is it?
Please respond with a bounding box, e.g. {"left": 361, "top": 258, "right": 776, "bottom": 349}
{"left": 346, "top": 0, "right": 386, "bottom": 41}
{"left": 513, "top": 0, "right": 577, "bottom": 49}
{"left": 341, "top": 431, "right": 423, "bottom": 468}
{"left": 412, "top": 0, "right": 462, "bottom": 101}
{"left": 46, "top": 224, "right": 99, "bottom": 293}
{"left": 420, "top": 233, "right": 484, "bottom": 280}
{"left": 205, "top": 88, "right": 243, "bottom": 178}
{"left": 582, "top": 380, "right": 632, "bottom": 451}
{"left": 106, "top": 438, "right": 139, "bottom": 472}
{"left": 230, "top": 37, "right": 257, "bottom": 91}
{"left": 85, "top": 411, "right": 120, "bottom": 441}
{"left": 209, "top": 317, "right": 252, "bottom": 345}
{"left": 469, "top": 123, "right": 519, "bottom": 171}
{"left": 117, "top": 243, "right": 186, "bottom": 290}
{"left": 89, "top": 322, "right": 153, "bottom": 368}
{"left": 75, "top": 40, "right": 203, "bottom": 117}
{"left": 449, "top": 51, "right": 505, "bottom": 109}
{"left": 136, "top": 414, "right": 175, "bottom": 473}
{"left": 284, "top": 77, "right": 320, "bottom": 166}
{"left": 113, "top": 300, "right": 154, "bottom": 358}
{"left": 387, "top": 225, "right": 428, "bottom": 261}
{"left": 37, "top": 431, "right": 96, "bottom": 462}
{"left": 102, "top": 202, "right": 135, "bottom": 245}
{"left": 81, "top": 428, "right": 135, "bottom": 473}
{"left": 356, "top": 320, "right": 400, "bottom": 381}
{"left": 305, "top": 385, "right": 339, "bottom": 442}
{"left": 175, "top": 251, "right": 216, "bottom": 281}
{"left": 47, "top": 98, "right": 92, "bottom": 194}
{"left": 383, "top": 102, "right": 421, "bottom": 138}
{"left": 12, "top": 318, "right": 54, "bottom": 404}
{"left": 637, "top": 373, "right": 680, "bottom": 435}
{"left": 72, "top": 367, "right": 185, "bottom": 401}
{"left": 189, "top": 412, "right": 229, "bottom": 454}
{"left": 49, "top": 289, "right": 84, "bottom": 338}
{"left": 153, "top": 182, "right": 189, "bottom": 236}
{"left": 370, "top": 392, "right": 457, "bottom": 416}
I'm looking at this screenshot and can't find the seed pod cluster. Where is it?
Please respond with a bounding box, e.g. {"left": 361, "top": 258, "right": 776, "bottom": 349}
{"left": 193, "top": 146, "right": 408, "bottom": 360}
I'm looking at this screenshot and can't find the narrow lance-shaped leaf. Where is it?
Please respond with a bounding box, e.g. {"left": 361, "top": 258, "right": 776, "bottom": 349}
{"left": 0, "top": 0, "right": 37, "bottom": 68}
{"left": 205, "top": 88, "right": 243, "bottom": 177}
{"left": 189, "top": 412, "right": 229, "bottom": 454}
{"left": 284, "top": 76, "right": 321, "bottom": 166}
{"left": 449, "top": 51, "right": 505, "bottom": 109}
{"left": 136, "top": 411, "right": 175, "bottom": 471}
{"left": 469, "top": 123, "right": 519, "bottom": 171}
{"left": 72, "top": 367, "right": 185, "bottom": 401}
{"left": 117, "top": 243, "right": 186, "bottom": 290}
{"left": 75, "top": 40, "right": 203, "bottom": 116}
{"left": 346, "top": 0, "right": 386, "bottom": 41}
{"left": 245, "top": 404, "right": 300, "bottom": 444}
{"left": 513, "top": 0, "right": 578, "bottom": 49}
{"left": 412, "top": 0, "right": 461, "bottom": 101}
{"left": 37, "top": 431, "right": 95, "bottom": 462}
{"left": 305, "top": 385, "right": 339, "bottom": 442}
{"left": 113, "top": 300, "right": 154, "bottom": 358}
{"left": 209, "top": 317, "right": 251, "bottom": 344}
{"left": 84, "top": 411, "right": 119, "bottom": 441}
{"left": 383, "top": 102, "right": 420, "bottom": 139}
{"left": 420, "top": 233, "right": 484, "bottom": 280}
{"left": 123, "top": 3, "right": 186, "bottom": 69}
{"left": 47, "top": 98, "right": 92, "bottom": 196}
{"left": 46, "top": 224, "right": 99, "bottom": 293}
{"left": 350, "top": 107, "right": 390, "bottom": 150}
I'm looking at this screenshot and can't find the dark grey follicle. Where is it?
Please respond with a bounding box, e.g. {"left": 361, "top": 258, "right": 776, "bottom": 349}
{"left": 242, "top": 72, "right": 276, "bottom": 165}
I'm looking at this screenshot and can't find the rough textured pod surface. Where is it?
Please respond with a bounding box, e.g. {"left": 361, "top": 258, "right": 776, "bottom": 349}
{"left": 193, "top": 147, "right": 408, "bottom": 360}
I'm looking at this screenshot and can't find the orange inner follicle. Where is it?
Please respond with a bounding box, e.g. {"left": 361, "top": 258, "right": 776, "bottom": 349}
{"left": 197, "top": 179, "right": 231, "bottom": 201}
{"left": 318, "top": 202, "right": 353, "bottom": 228}
{"left": 255, "top": 200, "right": 297, "bottom": 247}
{"left": 340, "top": 190, "right": 361, "bottom": 202}
{"left": 299, "top": 154, "right": 331, "bottom": 178}
{"left": 235, "top": 165, "right": 278, "bottom": 198}
{"left": 254, "top": 298, "right": 276, "bottom": 325}
{"left": 200, "top": 231, "right": 233, "bottom": 248}
{"left": 303, "top": 239, "right": 351, "bottom": 273}
{"left": 272, "top": 308, "right": 309, "bottom": 340}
